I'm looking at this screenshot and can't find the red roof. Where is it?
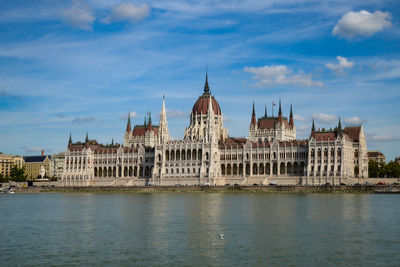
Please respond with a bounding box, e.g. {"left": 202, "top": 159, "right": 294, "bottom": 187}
{"left": 192, "top": 95, "right": 221, "bottom": 115}
{"left": 344, "top": 126, "right": 361, "bottom": 142}
{"left": 132, "top": 125, "right": 159, "bottom": 137}
{"left": 314, "top": 132, "right": 336, "bottom": 141}
{"left": 257, "top": 117, "right": 290, "bottom": 129}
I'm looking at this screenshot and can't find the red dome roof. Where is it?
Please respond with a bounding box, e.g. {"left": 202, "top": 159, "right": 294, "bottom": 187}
{"left": 192, "top": 95, "right": 221, "bottom": 115}
{"left": 192, "top": 72, "right": 221, "bottom": 115}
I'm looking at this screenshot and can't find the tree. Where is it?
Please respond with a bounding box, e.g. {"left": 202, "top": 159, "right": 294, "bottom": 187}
{"left": 386, "top": 161, "right": 400, "bottom": 178}
{"left": 0, "top": 173, "right": 9, "bottom": 183}
{"left": 10, "top": 165, "right": 27, "bottom": 182}
{"left": 368, "top": 160, "right": 380, "bottom": 178}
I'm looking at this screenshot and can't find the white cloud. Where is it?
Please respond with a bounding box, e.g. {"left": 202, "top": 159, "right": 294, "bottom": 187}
{"left": 119, "top": 112, "right": 138, "bottom": 120}
{"left": 166, "top": 109, "right": 189, "bottom": 118}
{"left": 244, "top": 65, "right": 323, "bottom": 88}
{"left": 325, "top": 56, "right": 354, "bottom": 74}
{"left": 344, "top": 116, "right": 365, "bottom": 125}
{"left": 73, "top": 116, "right": 95, "bottom": 124}
{"left": 314, "top": 113, "right": 337, "bottom": 124}
{"left": 332, "top": 10, "right": 392, "bottom": 39}
{"left": 101, "top": 3, "right": 150, "bottom": 24}
{"left": 59, "top": 0, "right": 95, "bottom": 30}
{"left": 293, "top": 114, "right": 307, "bottom": 122}
{"left": 368, "top": 134, "right": 399, "bottom": 142}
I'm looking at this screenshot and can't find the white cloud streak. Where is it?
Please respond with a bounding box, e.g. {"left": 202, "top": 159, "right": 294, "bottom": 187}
{"left": 119, "top": 111, "right": 138, "bottom": 120}
{"left": 332, "top": 10, "right": 392, "bottom": 39}
{"left": 101, "top": 3, "right": 150, "bottom": 24}
{"left": 325, "top": 56, "right": 354, "bottom": 74}
{"left": 59, "top": 0, "right": 95, "bottom": 30}
{"left": 313, "top": 113, "right": 337, "bottom": 124}
{"left": 344, "top": 116, "right": 365, "bottom": 125}
{"left": 368, "top": 134, "right": 399, "bottom": 142}
{"left": 293, "top": 114, "right": 307, "bottom": 122}
{"left": 244, "top": 65, "right": 323, "bottom": 88}
{"left": 166, "top": 109, "right": 189, "bottom": 118}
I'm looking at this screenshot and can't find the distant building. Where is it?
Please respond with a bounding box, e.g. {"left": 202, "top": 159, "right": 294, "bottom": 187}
{"left": 50, "top": 152, "right": 65, "bottom": 179}
{"left": 395, "top": 157, "right": 400, "bottom": 165}
{"left": 368, "top": 151, "right": 386, "bottom": 166}
{"left": 23, "top": 150, "right": 51, "bottom": 180}
{"left": 0, "top": 152, "right": 23, "bottom": 178}
{"left": 61, "top": 72, "right": 368, "bottom": 186}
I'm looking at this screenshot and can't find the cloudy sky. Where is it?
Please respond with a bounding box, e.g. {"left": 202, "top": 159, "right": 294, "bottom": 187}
{"left": 0, "top": 0, "right": 399, "bottom": 160}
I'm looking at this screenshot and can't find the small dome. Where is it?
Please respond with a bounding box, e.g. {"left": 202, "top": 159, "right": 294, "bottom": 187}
{"left": 192, "top": 95, "right": 221, "bottom": 115}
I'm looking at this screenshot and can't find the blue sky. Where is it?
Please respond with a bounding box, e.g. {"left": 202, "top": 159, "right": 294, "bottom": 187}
{"left": 0, "top": 0, "right": 399, "bottom": 160}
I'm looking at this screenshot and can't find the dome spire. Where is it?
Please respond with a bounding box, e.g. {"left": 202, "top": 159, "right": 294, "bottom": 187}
{"left": 204, "top": 66, "right": 210, "bottom": 94}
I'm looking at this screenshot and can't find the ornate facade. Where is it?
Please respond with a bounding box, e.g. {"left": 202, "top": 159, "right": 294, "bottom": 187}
{"left": 61, "top": 73, "right": 368, "bottom": 186}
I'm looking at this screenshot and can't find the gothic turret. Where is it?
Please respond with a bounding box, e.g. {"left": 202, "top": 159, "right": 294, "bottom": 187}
{"left": 264, "top": 105, "right": 268, "bottom": 118}
{"left": 126, "top": 112, "right": 131, "bottom": 133}
{"left": 147, "top": 111, "right": 153, "bottom": 131}
{"left": 158, "top": 95, "right": 170, "bottom": 144}
{"left": 337, "top": 117, "right": 342, "bottom": 136}
{"left": 251, "top": 102, "right": 257, "bottom": 126}
{"left": 311, "top": 118, "right": 316, "bottom": 137}
{"left": 289, "top": 104, "right": 294, "bottom": 127}
{"left": 68, "top": 133, "right": 72, "bottom": 149}
{"left": 277, "top": 99, "right": 282, "bottom": 122}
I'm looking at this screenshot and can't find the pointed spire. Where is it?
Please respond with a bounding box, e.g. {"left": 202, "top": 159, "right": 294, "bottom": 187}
{"left": 264, "top": 105, "right": 268, "bottom": 118}
{"left": 277, "top": 99, "right": 282, "bottom": 122}
{"left": 311, "top": 117, "right": 316, "bottom": 138}
{"left": 337, "top": 117, "right": 342, "bottom": 136}
{"left": 126, "top": 112, "right": 131, "bottom": 133}
{"left": 149, "top": 111, "right": 152, "bottom": 125}
{"left": 147, "top": 111, "right": 153, "bottom": 131}
{"left": 204, "top": 66, "right": 210, "bottom": 94}
{"left": 162, "top": 95, "right": 166, "bottom": 114}
{"left": 278, "top": 99, "right": 282, "bottom": 115}
{"left": 68, "top": 133, "right": 72, "bottom": 149}
{"left": 85, "top": 132, "right": 89, "bottom": 143}
{"left": 111, "top": 138, "right": 114, "bottom": 146}
{"left": 144, "top": 114, "right": 147, "bottom": 126}
{"left": 159, "top": 95, "right": 169, "bottom": 143}
{"left": 289, "top": 104, "right": 294, "bottom": 127}
{"left": 251, "top": 101, "right": 256, "bottom": 125}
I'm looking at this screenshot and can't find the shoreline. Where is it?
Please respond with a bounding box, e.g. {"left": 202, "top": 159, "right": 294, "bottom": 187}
{"left": 10, "top": 185, "right": 399, "bottom": 194}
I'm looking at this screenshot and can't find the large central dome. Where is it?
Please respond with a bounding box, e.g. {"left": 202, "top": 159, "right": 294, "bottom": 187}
{"left": 192, "top": 73, "right": 222, "bottom": 115}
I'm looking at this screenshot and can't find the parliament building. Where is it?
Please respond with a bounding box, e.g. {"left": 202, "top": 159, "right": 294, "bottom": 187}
{"left": 61, "top": 73, "right": 368, "bottom": 186}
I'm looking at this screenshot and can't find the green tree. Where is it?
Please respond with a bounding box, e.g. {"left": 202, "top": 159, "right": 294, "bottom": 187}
{"left": 386, "top": 161, "right": 400, "bottom": 178}
{"left": 368, "top": 160, "right": 380, "bottom": 178}
{"left": 10, "top": 165, "right": 27, "bottom": 182}
{"left": 0, "top": 173, "right": 9, "bottom": 183}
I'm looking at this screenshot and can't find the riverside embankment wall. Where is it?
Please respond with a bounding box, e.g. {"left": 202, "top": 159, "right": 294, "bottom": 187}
{"left": 13, "top": 185, "right": 400, "bottom": 193}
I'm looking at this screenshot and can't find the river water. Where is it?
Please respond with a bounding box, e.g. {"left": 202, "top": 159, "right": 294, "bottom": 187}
{"left": 0, "top": 193, "right": 399, "bottom": 266}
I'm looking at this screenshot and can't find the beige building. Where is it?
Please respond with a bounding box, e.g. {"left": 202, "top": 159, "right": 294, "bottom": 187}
{"left": 0, "top": 153, "right": 23, "bottom": 178}
{"left": 23, "top": 151, "right": 51, "bottom": 180}
{"left": 368, "top": 151, "right": 386, "bottom": 166}
{"left": 61, "top": 73, "right": 368, "bottom": 186}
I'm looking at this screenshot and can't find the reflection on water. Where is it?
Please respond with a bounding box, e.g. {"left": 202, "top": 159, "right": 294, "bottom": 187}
{"left": 0, "top": 193, "right": 399, "bottom": 266}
